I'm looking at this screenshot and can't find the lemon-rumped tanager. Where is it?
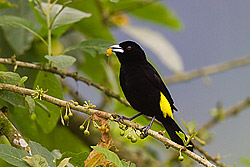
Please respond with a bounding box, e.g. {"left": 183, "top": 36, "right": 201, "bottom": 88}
{"left": 107, "top": 41, "right": 193, "bottom": 151}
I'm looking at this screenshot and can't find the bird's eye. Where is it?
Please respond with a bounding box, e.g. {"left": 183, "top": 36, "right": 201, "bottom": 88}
{"left": 126, "top": 46, "right": 132, "bottom": 50}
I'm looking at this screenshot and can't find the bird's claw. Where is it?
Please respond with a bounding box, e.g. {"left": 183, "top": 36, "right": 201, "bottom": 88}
{"left": 117, "top": 115, "right": 124, "bottom": 123}
{"left": 116, "top": 115, "right": 130, "bottom": 123}
{"left": 140, "top": 125, "right": 150, "bottom": 138}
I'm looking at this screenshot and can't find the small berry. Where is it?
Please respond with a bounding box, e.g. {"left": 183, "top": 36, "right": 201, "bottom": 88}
{"left": 178, "top": 155, "right": 184, "bottom": 161}
{"left": 30, "top": 113, "right": 36, "bottom": 120}
{"left": 105, "top": 128, "right": 110, "bottom": 133}
{"left": 127, "top": 134, "right": 132, "bottom": 139}
{"left": 84, "top": 130, "right": 90, "bottom": 136}
{"left": 131, "top": 137, "right": 137, "bottom": 143}
{"left": 120, "top": 131, "right": 125, "bottom": 136}
{"left": 64, "top": 115, "right": 69, "bottom": 121}
{"left": 68, "top": 112, "right": 73, "bottom": 117}
{"left": 119, "top": 124, "right": 123, "bottom": 129}
{"left": 100, "top": 125, "right": 106, "bottom": 131}
{"left": 110, "top": 117, "right": 115, "bottom": 121}
{"left": 140, "top": 134, "right": 145, "bottom": 139}
{"left": 74, "top": 102, "right": 79, "bottom": 106}
{"left": 79, "top": 125, "right": 84, "bottom": 131}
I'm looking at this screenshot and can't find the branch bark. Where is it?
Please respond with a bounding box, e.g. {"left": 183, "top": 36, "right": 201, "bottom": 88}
{"left": 0, "top": 109, "right": 30, "bottom": 152}
{"left": 198, "top": 97, "right": 250, "bottom": 132}
{"left": 165, "top": 55, "right": 250, "bottom": 85}
{"left": 194, "top": 143, "right": 231, "bottom": 167}
{"left": 0, "top": 57, "right": 130, "bottom": 107}
{"left": 0, "top": 83, "right": 217, "bottom": 167}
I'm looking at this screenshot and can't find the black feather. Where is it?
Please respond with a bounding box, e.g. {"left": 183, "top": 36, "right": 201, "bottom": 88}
{"left": 111, "top": 40, "right": 194, "bottom": 151}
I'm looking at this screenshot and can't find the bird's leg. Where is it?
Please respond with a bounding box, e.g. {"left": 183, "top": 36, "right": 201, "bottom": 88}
{"left": 117, "top": 113, "right": 142, "bottom": 123}
{"left": 140, "top": 116, "right": 155, "bottom": 137}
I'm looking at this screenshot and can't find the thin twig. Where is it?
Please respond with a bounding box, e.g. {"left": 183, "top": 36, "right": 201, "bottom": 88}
{"left": 0, "top": 58, "right": 163, "bottom": 125}
{"left": 0, "top": 58, "right": 130, "bottom": 107}
{"left": 0, "top": 83, "right": 218, "bottom": 167}
{"left": 165, "top": 55, "right": 250, "bottom": 85}
{"left": 194, "top": 143, "right": 231, "bottom": 167}
{"left": 198, "top": 97, "right": 250, "bottom": 132}
{"left": 194, "top": 97, "right": 250, "bottom": 167}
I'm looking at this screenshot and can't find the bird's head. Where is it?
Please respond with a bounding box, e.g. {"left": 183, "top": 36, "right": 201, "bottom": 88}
{"left": 107, "top": 41, "right": 147, "bottom": 64}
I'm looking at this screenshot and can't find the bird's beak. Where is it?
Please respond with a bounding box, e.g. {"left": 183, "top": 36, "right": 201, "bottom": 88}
{"left": 106, "top": 44, "right": 124, "bottom": 57}
{"left": 110, "top": 44, "right": 124, "bottom": 53}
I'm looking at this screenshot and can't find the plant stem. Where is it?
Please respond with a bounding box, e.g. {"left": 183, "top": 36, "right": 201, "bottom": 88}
{"left": 46, "top": 0, "right": 52, "bottom": 57}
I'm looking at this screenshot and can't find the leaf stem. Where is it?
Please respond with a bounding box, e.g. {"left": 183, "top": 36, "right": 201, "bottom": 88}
{"left": 46, "top": 0, "right": 52, "bottom": 57}
{"left": 49, "top": 3, "right": 65, "bottom": 30}
{"left": 20, "top": 25, "right": 48, "bottom": 46}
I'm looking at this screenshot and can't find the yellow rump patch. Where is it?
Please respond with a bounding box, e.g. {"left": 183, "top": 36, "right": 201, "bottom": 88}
{"left": 160, "top": 92, "right": 173, "bottom": 119}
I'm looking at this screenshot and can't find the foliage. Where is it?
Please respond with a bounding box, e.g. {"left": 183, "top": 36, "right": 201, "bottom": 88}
{"left": 0, "top": 0, "right": 197, "bottom": 167}
{"left": 0, "top": 141, "right": 89, "bottom": 167}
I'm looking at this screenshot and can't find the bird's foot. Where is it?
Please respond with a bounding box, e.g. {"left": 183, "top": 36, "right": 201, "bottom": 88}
{"left": 140, "top": 116, "right": 155, "bottom": 138}
{"left": 117, "top": 113, "right": 143, "bottom": 123}
{"left": 140, "top": 125, "right": 151, "bottom": 138}
{"left": 117, "top": 115, "right": 129, "bottom": 123}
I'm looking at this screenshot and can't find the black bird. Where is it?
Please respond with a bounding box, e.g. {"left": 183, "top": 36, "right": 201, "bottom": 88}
{"left": 108, "top": 41, "right": 193, "bottom": 151}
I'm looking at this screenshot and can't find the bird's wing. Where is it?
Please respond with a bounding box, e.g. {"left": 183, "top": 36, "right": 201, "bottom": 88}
{"left": 142, "top": 62, "right": 178, "bottom": 111}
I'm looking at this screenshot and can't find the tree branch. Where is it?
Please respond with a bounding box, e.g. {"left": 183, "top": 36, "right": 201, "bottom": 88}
{"left": 0, "top": 57, "right": 130, "bottom": 107}
{"left": 0, "top": 57, "right": 164, "bottom": 125}
{"left": 192, "top": 97, "right": 250, "bottom": 167}
{"left": 0, "top": 83, "right": 218, "bottom": 167}
{"left": 198, "top": 97, "right": 250, "bottom": 132}
{"left": 164, "top": 55, "right": 250, "bottom": 85}
{"left": 0, "top": 109, "right": 30, "bottom": 152}
{"left": 194, "top": 143, "right": 231, "bottom": 167}
{"left": 1, "top": 55, "right": 250, "bottom": 108}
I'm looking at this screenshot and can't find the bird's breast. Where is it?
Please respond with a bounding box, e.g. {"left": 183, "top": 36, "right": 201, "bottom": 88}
{"left": 120, "top": 65, "right": 160, "bottom": 115}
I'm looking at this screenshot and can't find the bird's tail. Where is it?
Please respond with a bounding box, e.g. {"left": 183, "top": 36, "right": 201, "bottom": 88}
{"left": 159, "top": 116, "right": 194, "bottom": 151}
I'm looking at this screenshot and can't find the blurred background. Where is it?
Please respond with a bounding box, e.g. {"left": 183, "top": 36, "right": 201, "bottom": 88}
{"left": 0, "top": 0, "right": 250, "bottom": 166}
{"left": 115, "top": 1, "right": 250, "bottom": 165}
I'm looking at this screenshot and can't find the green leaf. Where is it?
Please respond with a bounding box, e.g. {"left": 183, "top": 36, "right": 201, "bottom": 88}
{"left": 25, "top": 96, "right": 35, "bottom": 114}
{"left": 0, "top": 72, "right": 25, "bottom": 107}
{"left": 65, "top": 39, "right": 114, "bottom": 57}
{"left": 33, "top": 71, "right": 63, "bottom": 133}
{"left": 39, "top": 2, "right": 91, "bottom": 29}
{"left": 91, "top": 146, "right": 123, "bottom": 167}
{"left": 18, "top": 76, "right": 28, "bottom": 86}
{"left": 0, "top": 144, "right": 30, "bottom": 167}
{"left": 80, "top": 53, "right": 107, "bottom": 83}
{"left": 0, "top": 15, "right": 44, "bottom": 54}
{"left": 29, "top": 141, "right": 55, "bottom": 167}
{"left": 121, "top": 160, "right": 136, "bottom": 167}
{"left": 176, "top": 131, "right": 186, "bottom": 144}
{"left": 0, "top": 71, "right": 22, "bottom": 85}
{"left": 0, "top": 0, "right": 16, "bottom": 9}
{"left": 50, "top": 149, "right": 61, "bottom": 159}
{"left": 52, "top": 5, "right": 91, "bottom": 29}
{"left": 56, "top": 151, "right": 88, "bottom": 167}
{"left": 22, "top": 155, "right": 49, "bottom": 167}
{"left": 29, "top": 1, "right": 46, "bottom": 27}
{"left": 110, "top": 0, "right": 119, "bottom": 3}
{"left": 187, "top": 120, "right": 197, "bottom": 133}
{"left": 45, "top": 55, "right": 76, "bottom": 68}
{"left": 103, "top": 61, "right": 119, "bottom": 92}
{"left": 71, "top": 0, "right": 114, "bottom": 40}
{"left": 0, "top": 64, "right": 7, "bottom": 71}
{"left": 57, "top": 157, "right": 71, "bottom": 167}
{"left": 129, "top": 1, "right": 183, "bottom": 30}
{"left": 0, "top": 0, "right": 44, "bottom": 54}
